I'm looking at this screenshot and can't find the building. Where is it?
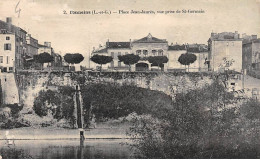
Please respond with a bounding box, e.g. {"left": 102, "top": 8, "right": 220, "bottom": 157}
{"left": 242, "top": 34, "right": 260, "bottom": 72}
{"left": 91, "top": 34, "right": 170, "bottom": 71}
{"left": 91, "top": 41, "right": 132, "bottom": 71}
{"left": 26, "top": 34, "right": 38, "bottom": 58}
{"left": 168, "top": 43, "right": 208, "bottom": 72}
{"left": 208, "top": 31, "right": 243, "bottom": 72}
{"left": 0, "top": 17, "right": 27, "bottom": 71}
{"left": 38, "top": 42, "right": 62, "bottom": 69}
{"left": 132, "top": 33, "right": 169, "bottom": 71}
{"left": 0, "top": 30, "right": 15, "bottom": 72}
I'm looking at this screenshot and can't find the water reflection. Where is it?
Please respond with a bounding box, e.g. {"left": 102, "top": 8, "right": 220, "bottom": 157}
{"left": 0, "top": 139, "right": 135, "bottom": 159}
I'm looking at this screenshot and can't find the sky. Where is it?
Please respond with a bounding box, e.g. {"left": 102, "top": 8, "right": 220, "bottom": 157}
{"left": 0, "top": 0, "right": 260, "bottom": 66}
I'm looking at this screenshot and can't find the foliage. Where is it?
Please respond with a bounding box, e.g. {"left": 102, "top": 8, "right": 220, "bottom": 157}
{"left": 90, "top": 54, "right": 113, "bottom": 71}
{"left": 33, "top": 87, "right": 75, "bottom": 126}
{"left": 178, "top": 53, "right": 197, "bottom": 71}
{"left": 34, "top": 52, "right": 54, "bottom": 64}
{"left": 80, "top": 83, "right": 172, "bottom": 121}
{"left": 118, "top": 54, "right": 140, "bottom": 71}
{"left": 127, "top": 79, "right": 260, "bottom": 158}
{"left": 64, "top": 53, "right": 84, "bottom": 64}
{"left": 147, "top": 56, "right": 168, "bottom": 70}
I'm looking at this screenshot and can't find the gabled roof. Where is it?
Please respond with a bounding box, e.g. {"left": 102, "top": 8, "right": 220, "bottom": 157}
{"left": 94, "top": 47, "right": 108, "bottom": 53}
{"left": 133, "top": 33, "right": 167, "bottom": 43}
{"left": 106, "top": 42, "right": 131, "bottom": 49}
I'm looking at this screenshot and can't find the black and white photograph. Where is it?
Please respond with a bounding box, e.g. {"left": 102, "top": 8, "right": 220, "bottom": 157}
{"left": 0, "top": 0, "right": 260, "bottom": 159}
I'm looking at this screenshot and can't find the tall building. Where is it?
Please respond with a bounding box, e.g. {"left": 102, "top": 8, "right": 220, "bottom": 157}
{"left": 0, "top": 17, "right": 27, "bottom": 71}
{"left": 0, "top": 30, "right": 15, "bottom": 72}
{"left": 208, "top": 31, "right": 243, "bottom": 72}
{"left": 242, "top": 34, "right": 260, "bottom": 71}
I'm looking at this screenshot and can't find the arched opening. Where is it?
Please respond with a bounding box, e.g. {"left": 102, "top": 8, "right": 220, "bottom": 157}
{"left": 136, "top": 62, "right": 149, "bottom": 71}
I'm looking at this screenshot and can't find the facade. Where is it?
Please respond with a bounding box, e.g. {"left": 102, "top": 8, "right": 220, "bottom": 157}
{"left": 91, "top": 33, "right": 170, "bottom": 71}
{"left": 0, "top": 31, "right": 15, "bottom": 72}
{"left": 168, "top": 44, "right": 208, "bottom": 72}
{"left": 132, "top": 33, "right": 169, "bottom": 71}
{"left": 242, "top": 34, "right": 260, "bottom": 71}
{"left": 208, "top": 31, "right": 243, "bottom": 72}
{"left": 0, "top": 17, "right": 27, "bottom": 71}
{"left": 26, "top": 34, "right": 38, "bottom": 58}
{"left": 106, "top": 41, "right": 131, "bottom": 71}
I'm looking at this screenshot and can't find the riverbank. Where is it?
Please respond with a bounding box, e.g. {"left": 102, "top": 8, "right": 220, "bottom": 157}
{"left": 0, "top": 126, "right": 129, "bottom": 140}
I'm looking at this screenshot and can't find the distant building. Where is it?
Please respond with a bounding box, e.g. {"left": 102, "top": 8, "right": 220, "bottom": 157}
{"left": 91, "top": 33, "right": 170, "bottom": 71}
{"left": 26, "top": 34, "right": 38, "bottom": 58}
{"left": 38, "top": 42, "right": 62, "bottom": 69}
{"left": 0, "top": 30, "right": 15, "bottom": 72}
{"left": 242, "top": 34, "right": 260, "bottom": 71}
{"left": 168, "top": 43, "right": 208, "bottom": 72}
{"left": 0, "top": 17, "right": 27, "bottom": 71}
{"left": 132, "top": 33, "right": 169, "bottom": 71}
{"left": 208, "top": 31, "right": 243, "bottom": 72}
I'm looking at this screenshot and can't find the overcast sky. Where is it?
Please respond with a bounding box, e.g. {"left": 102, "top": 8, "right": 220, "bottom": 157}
{"left": 0, "top": 0, "right": 260, "bottom": 66}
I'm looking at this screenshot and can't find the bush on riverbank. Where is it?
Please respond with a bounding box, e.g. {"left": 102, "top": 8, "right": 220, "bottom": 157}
{"left": 128, "top": 79, "right": 260, "bottom": 158}
{"left": 33, "top": 86, "right": 75, "bottom": 127}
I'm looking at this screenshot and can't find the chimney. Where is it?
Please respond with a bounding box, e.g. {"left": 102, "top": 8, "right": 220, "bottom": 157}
{"left": 171, "top": 43, "right": 173, "bottom": 46}
{"left": 129, "top": 39, "right": 131, "bottom": 42}
{"left": 6, "top": 17, "right": 12, "bottom": 24}
{"left": 234, "top": 31, "right": 239, "bottom": 39}
{"left": 99, "top": 44, "right": 102, "bottom": 48}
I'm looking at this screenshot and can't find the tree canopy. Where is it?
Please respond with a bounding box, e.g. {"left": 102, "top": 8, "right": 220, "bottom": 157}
{"left": 34, "top": 52, "right": 54, "bottom": 64}
{"left": 178, "top": 53, "right": 197, "bottom": 66}
{"left": 90, "top": 54, "right": 113, "bottom": 71}
{"left": 148, "top": 56, "right": 169, "bottom": 70}
{"left": 118, "top": 54, "right": 140, "bottom": 71}
{"left": 64, "top": 53, "right": 84, "bottom": 64}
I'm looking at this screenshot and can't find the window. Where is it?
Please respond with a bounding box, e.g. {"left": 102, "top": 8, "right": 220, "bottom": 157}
{"left": 143, "top": 50, "right": 148, "bottom": 56}
{"left": 6, "top": 56, "right": 8, "bottom": 64}
{"left": 158, "top": 49, "right": 163, "bottom": 56}
{"left": 6, "top": 36, "right": 10, "bottom": 40}
{"left": 152, "top": 50, "right": 157, "bottom": 55}
{"left": 4, "top": 43, "right": 11, "bottom": 50}
{"left": 111, "top": 61, "right": 114, "bottom": 67}
{"left": 0, "top": 56, "right": 3, "bottom": 63}
{"left": 136, "top": 50, "right": 141, "bottom": 55}
{"left": 118, "top": 61, "right": 121, "bottom": 67}
{"left": 9, "top": 67, "right": 13, "bottom": 71}
{"left": 111, "top": 52, "right": 114, "bottom": 58}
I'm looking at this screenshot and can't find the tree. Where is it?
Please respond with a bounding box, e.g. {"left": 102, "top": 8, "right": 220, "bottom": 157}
{"left": 147, "top": 56, "right": 169, "bottom": 71}
{"left": 178, "top": 53, "right": 197, "bottom": 72}
{"left": 64, "top": 53, "right": 84, "bottom": 64}
{"left": 90, "top": 54, "right": 113, "bottom": 71}
{"left": 34, "top": 52, "right": 54, "bottom": 70}
{"left": 118, "top": 54, "right": 140, "bottom": 71}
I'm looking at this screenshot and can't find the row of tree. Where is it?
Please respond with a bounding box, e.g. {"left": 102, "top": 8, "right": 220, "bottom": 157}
{"left": 90, "top": 52, "right": 197, "bottom": 71}
{"left": 32, "top": 52, "right": 85, "bottom": 70}
{"left": 34, "top": 51, "right": 197, "bottom": 72}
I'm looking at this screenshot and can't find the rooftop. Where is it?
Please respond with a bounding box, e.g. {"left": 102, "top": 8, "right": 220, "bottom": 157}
{"left": 133, "top": 33, "right": 167, "bottom": 43}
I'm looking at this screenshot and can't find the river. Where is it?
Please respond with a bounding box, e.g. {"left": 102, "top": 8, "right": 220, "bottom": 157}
{"left": 0, "top": 139, "right": 139, "bottom": 159}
